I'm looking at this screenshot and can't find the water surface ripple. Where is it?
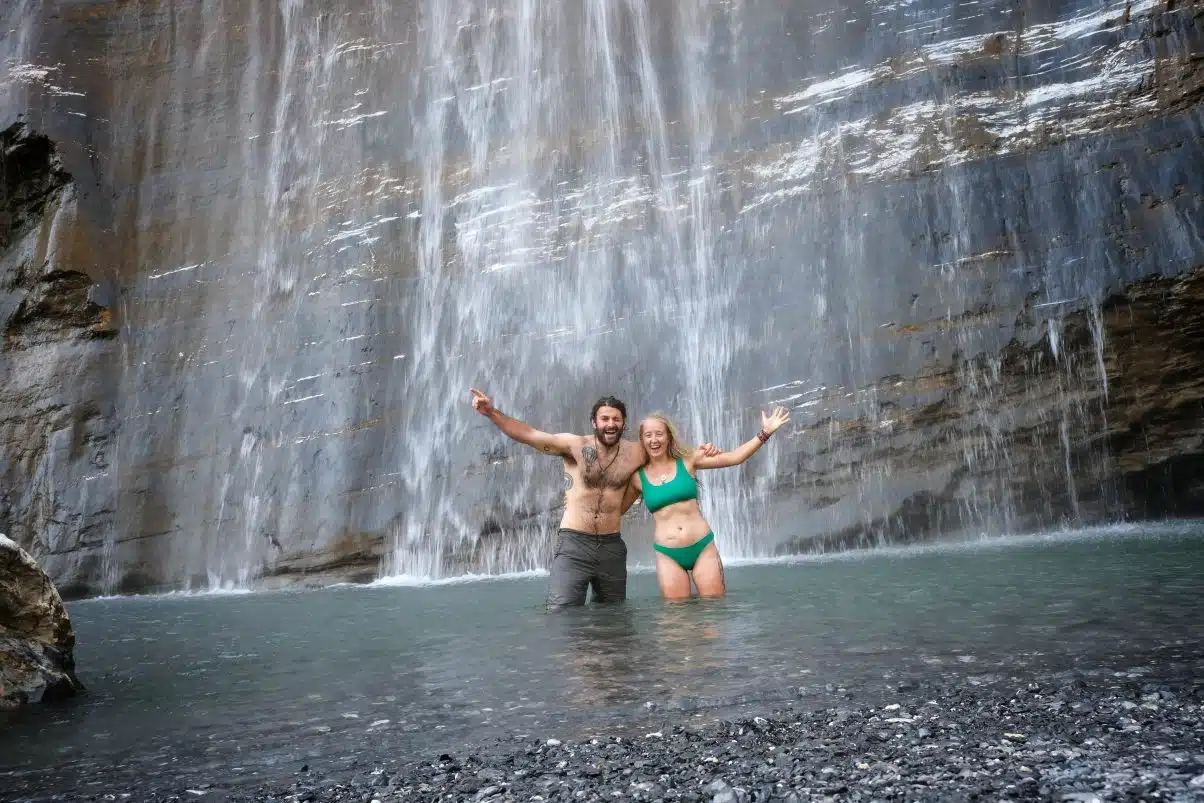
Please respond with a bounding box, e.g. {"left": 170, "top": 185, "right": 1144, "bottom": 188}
{"left": 2, "top": 525, "right": 1202, "bottom": 799}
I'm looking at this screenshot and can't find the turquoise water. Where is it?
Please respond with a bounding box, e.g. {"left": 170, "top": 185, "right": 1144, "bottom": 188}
{"left": 3, "top": 524, "right": 1203, "bottom": 799}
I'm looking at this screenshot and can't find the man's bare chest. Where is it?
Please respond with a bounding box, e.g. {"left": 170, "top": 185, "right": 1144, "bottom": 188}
{"left": 568, "top": 445, "right": 635, "bottom": 491}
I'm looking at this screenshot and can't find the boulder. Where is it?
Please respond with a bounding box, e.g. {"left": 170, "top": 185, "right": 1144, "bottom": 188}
{"left": 0, "top": 533, "right": 83, "bottom": 708}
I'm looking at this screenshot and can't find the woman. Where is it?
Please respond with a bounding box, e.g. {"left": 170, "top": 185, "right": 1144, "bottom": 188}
{"left": 628, "top": 407, "right": 790, "bottom": 600}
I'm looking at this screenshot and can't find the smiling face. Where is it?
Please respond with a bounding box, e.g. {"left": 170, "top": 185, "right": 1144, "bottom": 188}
{"left": 593, "top": 405, "right": 625, "bottom": 447}
{"left": 640, "top": 417, "right": 670, "bottom": 459}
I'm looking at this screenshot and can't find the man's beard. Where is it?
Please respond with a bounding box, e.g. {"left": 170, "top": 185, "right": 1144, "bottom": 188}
{"left": 594, "top": 425, "right": 623, "bottom": 447}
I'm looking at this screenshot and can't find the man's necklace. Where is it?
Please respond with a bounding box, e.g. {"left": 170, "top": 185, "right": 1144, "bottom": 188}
{"left": 591, "top": 439, "right": 622, "bottom": 520}
{"left": 594, "top": 439, "right": 622, "bottom": 480}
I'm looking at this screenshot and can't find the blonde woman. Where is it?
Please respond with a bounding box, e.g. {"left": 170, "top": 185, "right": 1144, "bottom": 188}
{"left": 627, "top": 407, "right": 790, "bottom": 599}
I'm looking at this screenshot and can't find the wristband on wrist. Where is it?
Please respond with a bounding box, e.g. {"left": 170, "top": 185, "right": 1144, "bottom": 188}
{"left": 757, "top": 430, "right": 771, "bottom": 444}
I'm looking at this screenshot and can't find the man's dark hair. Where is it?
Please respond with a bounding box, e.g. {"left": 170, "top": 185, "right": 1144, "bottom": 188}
{"left": 590, "top": 396, "right": 627, "bottom": 424}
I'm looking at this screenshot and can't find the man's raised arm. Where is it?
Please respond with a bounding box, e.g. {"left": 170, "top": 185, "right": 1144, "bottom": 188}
{"left": 469, "top": 388, "right": 577, "bottom": 457}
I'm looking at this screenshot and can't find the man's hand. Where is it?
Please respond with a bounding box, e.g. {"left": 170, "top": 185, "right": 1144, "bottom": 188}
{"left": 698, "top": 442, "right": 722, "bottom": 458}
{"left": 468, "top": 390, "right": 573, "bottom": 456}
{"left": 469, "top": 388, "right": 495, "bottom": 417}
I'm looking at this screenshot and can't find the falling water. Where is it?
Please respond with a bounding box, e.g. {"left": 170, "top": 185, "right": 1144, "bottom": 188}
{"left": 387, "top": 0, "right": 756, "bottom": 575}
{"left": 74, "top": 0, "right": 1203, "bottom": 590}
{"left": 110, "top": 1, "right": 396, "bottom": 588}
{"left": 99, "top": 0, "right": 757, "bottom": 586}
{"left": 0, "top": 0, "right": 36, "bottom": 111}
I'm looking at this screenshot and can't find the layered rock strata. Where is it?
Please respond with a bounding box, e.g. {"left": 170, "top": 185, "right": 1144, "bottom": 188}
{"left": 778, "top": 266, "right": 1204, "bottom": 553}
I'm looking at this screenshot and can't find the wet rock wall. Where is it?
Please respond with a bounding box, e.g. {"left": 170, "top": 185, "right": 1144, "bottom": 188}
{"left": 0, "top": 0, "right": 1202, "bottom": 594}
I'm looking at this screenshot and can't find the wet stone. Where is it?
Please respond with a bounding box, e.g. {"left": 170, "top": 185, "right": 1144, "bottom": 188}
{"left": 108, "top": 665, "right": 1204, "bottom": 803}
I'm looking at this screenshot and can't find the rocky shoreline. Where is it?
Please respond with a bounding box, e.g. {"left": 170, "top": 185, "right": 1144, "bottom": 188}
{"left": 115, "top": 664, "right": 1204, "bottom": 803}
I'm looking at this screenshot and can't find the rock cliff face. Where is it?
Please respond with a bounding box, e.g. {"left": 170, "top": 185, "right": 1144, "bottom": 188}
{"left": 778, "top": 265, "right": 1204, "bottom": 553}
{"left": 0, "top": 123, "right": 117, "bottom": 597}
{"left": 0, "top": 534, "right": 82, "bottom": 707}
{"left": 0, "top": 0, "right": 1202, "bottom": 594}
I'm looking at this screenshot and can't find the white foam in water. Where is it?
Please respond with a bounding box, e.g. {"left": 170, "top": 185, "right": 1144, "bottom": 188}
{"left": 365, "top": 568, "right": 550, "bottom": 588}
{"left": 78, "top": 522, "right": 1199, "bottom": 603}
{"left": 87, "top": 587, "right": 257, "bottom": 603}
{"left": 724, "top": 520, "right": 1202, "bottom": 568}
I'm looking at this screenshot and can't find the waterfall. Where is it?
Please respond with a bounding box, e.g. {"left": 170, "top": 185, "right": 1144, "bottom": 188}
{"left": 73, "top": 0, "right": 1202, "bottom": 591}
{"left": 101, "top": 0, "right": 757, "bottom": 586}
{"left": 388, "top": 0, "right": 756, "bottom": 576}
{"left": 110, "top": 0, "right": 392, "bottom": 588}
{"left": 1, "top": 0, "right": 36, "bottom": 111}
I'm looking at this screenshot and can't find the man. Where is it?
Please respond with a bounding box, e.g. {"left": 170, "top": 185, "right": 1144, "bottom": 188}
{"left": 468, "top": 388, "right": 716, "bottom": 608}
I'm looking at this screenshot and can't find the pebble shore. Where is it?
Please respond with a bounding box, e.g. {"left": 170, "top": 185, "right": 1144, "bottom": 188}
{"left": 180, "top": 667, "right": 1204, "bottom": 803}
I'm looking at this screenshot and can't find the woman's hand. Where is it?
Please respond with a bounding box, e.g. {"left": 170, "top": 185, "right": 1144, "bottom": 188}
{"left": 761, "top": 406, "right": 790, "bottom": 435}
{"left": 693, "top": 414, "right": 786, "bottom": 471}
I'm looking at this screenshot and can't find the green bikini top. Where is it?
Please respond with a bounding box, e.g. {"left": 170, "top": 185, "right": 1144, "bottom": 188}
{"left": 639, "top": 458, "right": 699, "bottom": 513}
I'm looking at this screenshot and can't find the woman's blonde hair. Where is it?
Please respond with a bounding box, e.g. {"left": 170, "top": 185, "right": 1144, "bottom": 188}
{"left": 639, "top": 413, "right": 694, "bottom": 461}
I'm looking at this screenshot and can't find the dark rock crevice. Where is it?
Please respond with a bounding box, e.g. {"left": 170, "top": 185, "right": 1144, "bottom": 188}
{"left": 0, "top": 123, "right": 70, "bottom": 250}
{"left": 2, "top": 124, "right": 115, "bottom": 348}
{"left": 5, "top": 269, "right": 116, "bottom": 345}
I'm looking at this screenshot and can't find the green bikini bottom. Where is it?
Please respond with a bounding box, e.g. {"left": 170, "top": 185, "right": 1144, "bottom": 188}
{"left": 653, "top": 532, "right": 715, "bottom": 571}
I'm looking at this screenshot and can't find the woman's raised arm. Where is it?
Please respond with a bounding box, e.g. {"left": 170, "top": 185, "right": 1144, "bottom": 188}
{"left": 691, "top": 407, "right": 790, "bottom": 470}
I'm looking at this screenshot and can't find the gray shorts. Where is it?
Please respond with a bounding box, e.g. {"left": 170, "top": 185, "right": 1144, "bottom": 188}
{"left": 546, "top": 528, "right": 627, "bottom": 609}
